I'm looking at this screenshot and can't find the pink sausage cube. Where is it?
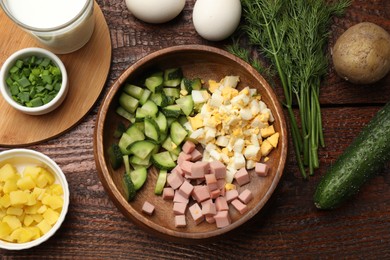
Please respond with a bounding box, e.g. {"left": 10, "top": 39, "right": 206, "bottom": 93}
{"left": 201, "top": 200, "right": 217, "bottom": 216}
{"left": 173, "top": 190, "right": 189, "bottom": 204}
{"left": 175, "top": 215, "right": 186, "bottom": 228}
{"left": 255, "top": 162, "right": 269, "bottom": 177}
{"left": 217, "top": 179, "right": 226, "bottom": 190}
{"left": 171, "top": 165, "right": 184, "bottom": 176}
{"left": 162, "top": 187, "right": 175, "bottom": 200}
{"left": 214, "top": 211, "right": 231, "bottom": 228}
{"left": 182, "top": 141, "right": 196, "bottom": 154}
{"left": 189, "top": 203, "right": 204, "bottom": 225}
{"left": 210, "top": 161, "right": 226, "bottom": 179}
{"left": 201, "top": 198, "right": 213, "bottom": 208}
{"left": 180, "top": 161, "right": 194, "bottom": 175}
{"left": 205, "top": 215, "right": 216, "bottom": 224}
{"left": 205, "top": 173, "right": 218, "bottom": 191}
{"left": 142, "top": 201, "right": 155, "bottom": 216}
{"left": 192, "top": 185, "right": 210, "bottom": 203}
{"left": 231, "top": 199, "right": 248, "bottom": 214}
{"left": 177, "top": 152, "right": 192, "bottom": 166}
{"left": 178, "top": 181, "right": 194, "bottom": 199}
{"left": 173, "top": 202, "right": 187, "bottom": 215}
{"left": 209, "top": 188, "right": 221, "bottom": 199}
{"left": 190, "top": 149, "right": 203, "bottom": 161}
{"left": 191, "top": 161, "right": 210, "bottom": 178}
{"left": 238, "top": 189, "right": 253, "bottom": 204}
{"left": 225, "top": 189, "right": 239, "bottom": 203}
{"left": 215, "top": 196, "right": 229, "bottom": 211}
{"left": 235, "top": 168, "right": 250, "bottom": 186}
{"left": 167, "top": 171, "right": 184, "bottom": 190}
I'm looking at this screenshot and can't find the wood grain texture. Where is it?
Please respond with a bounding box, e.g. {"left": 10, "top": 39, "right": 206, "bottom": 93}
{"left": 0, "top": 2, "right": 111, "bottom": 146}
{"left": 0, "top": 0, "right": 389, "bottom": 258}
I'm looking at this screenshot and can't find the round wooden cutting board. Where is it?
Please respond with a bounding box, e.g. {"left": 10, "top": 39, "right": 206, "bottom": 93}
{"left": 0, "top": 2, "right": 111, "bottom": 146}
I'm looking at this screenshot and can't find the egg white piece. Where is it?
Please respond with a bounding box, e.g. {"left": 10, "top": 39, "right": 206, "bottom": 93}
{"left": 125, "top": 0, "right": 185, "bottom": 24}
{"left": 192, "top": 0, "right": 242, "bottom": 41}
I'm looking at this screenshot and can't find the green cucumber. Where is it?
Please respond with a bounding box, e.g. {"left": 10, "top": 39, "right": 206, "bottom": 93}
{"left": 129, "top": 167, "right": 147, "bottom": 191}
{"left": 314, "top": 102, "right": 390, "bottom": 209}
{"left": 128, "top": 140, "right": 157, "bottom": 160}
{"left": 139, "top": 89, "right": 151, "bottom": 105}
{"left": 175, "top": 95, "right": 194, "bottom": 116}
{"left": 154, "top": 112, "right": 168, "bottom": 133}
{"left": 123, "top": 173, "right": 136, "bottom": 201}
{"left": 144, "top": 117, "right": 160, "bottom": 142}
{"left": 154, "top": 170, "right": 167, "bottom": 195}
{"left": 145, "top": 72, "right": 163, "bottom": 93}
{"left": 119, "top": 92, "right": 139, "bottom": 114}
{"left": 107, "top": 144, "right": 123, "bottom": 169}
{"left": 116, "top": 106, "right": 135, "bottom": 123}
{"left": 151, "top": 151, "right": 176, "bottom": 170}
{"left": 170, "top": 121, "right": 188, "bottom": 145}
{"left": 163, "top": 68, "right": 183, "bottom": 87}
{"left": 150, "top": 92, "right": 168, "bottom": 107}
{"left": 123, "top": 84, "right": 144, "bottom": 99}
{"left": 162, "top": 104, "right": 182, "bottom": 118}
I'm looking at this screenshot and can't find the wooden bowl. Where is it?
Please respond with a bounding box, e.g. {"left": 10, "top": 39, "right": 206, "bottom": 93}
{"left": 94, "top": 45, "right": 288, "bottom": 242}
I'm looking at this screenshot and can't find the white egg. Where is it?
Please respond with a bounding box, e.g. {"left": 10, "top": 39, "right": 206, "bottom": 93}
{"left": 125, "top": 0, "right": 185, "bottom": 24}
{"left": 192, "top": 0, "right": 241, "bottom": 41}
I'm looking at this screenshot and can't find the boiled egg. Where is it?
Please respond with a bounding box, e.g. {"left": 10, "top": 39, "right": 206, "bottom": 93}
{"left": 192, "top": 0, "right": 241, "bottom": 41}
{"left": 125, "top": 0, "right": 185, "bottom": 24}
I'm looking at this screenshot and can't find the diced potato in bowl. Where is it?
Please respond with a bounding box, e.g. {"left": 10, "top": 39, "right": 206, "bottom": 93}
{"left": 0, "top": 149, "right": 69, "bottom": 250}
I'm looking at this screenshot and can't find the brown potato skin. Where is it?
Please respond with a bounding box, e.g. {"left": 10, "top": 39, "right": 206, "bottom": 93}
{"left": 332, "top": 22, "right": 390, "bottom": 84}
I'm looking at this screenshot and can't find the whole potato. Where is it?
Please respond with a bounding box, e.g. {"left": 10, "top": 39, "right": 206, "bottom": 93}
{"left": 332, "top": 22, "right": 390, "bottom": 84}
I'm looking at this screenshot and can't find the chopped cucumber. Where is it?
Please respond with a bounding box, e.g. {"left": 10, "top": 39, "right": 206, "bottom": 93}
{"left": 170, "top": 121, "right": 188, "bottom": 145}
{"left": 129, "top": 167, "right": 147, "bottom": 191}
{"left": 175, "top": 95, "right": 194, "bottom": 116}
{"left": 154, "top": 112, "right": 168, "bottom": 133}
{"left": 107, "top": 144, "right": 123, "bottom": 169}
{"left": 141, "top": 100, "right": 159, "bottom": 117}
{"left": 154, "top": 170, "right": 167, "bottom": 195}
{"left": 191, "top": 78, "right": 202, "bottom": 90}
{"left": 129, "top": 154, "right": 151, "bottom": 167}
{"left": 139, "top": 88, "right": 151, "bottom": 105}
{"left": 128, "top": 140, "right": 157, "bottom": 160}
{"left": 163, "top": 68, "right": 183, "bottom": 87}
{"left": 123, "top": 173, "right": 136, "bottom": 201}
{"left": 161, "top": 136, "right": 177, "bottom": 152}
{"left": 116, "top": 106, "right": 135, "bottom": 123}
{"left": 113, "top": 122, "right": 127, "bottom": 139}
{"left": 132, "top": 122, "right": 145, "bottom": 132}
{"left": 162, "top": 104, "right": 182, "bottom": 118}
{"left": 145, "top": 72, "right": 163, "bottom": 93}
{"left": 150, "top": 92, "right": 168, "bottom": 107}
{"left": 151, "top": 151, "right": 176, "bottom": 170}
{"left": 119, "top": 92, "right": 139, "bottom": 114}
{"left": 144, "top": 117, "right": 160, "bottom": 142}
{"left": 163, "top": 88, "right": 180, "bottom": 99}
{"left": 118, "top": 129, "right": 145, "bottom": 155}
{"left": 123, "top": 84, "right": 144, "bottom": 99}
{"left": 123, "top": 155, "right": 131, "bottom": 175}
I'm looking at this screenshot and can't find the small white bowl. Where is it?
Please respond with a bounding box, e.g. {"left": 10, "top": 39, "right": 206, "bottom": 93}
{"left": 0, "top": 149, "right": 70, "bottom": 250}
{"left": 0, "top": 47, "right": 68, "bottom": 115}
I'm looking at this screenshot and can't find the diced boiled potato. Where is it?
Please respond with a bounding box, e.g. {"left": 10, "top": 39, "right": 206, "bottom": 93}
{"left": 27, "top": 226, "right": 41, "bottom": 240}
{"left": 0, "top": 208, "right": 6, "bottom": 219}
{"left": 32, "top": 187, "right": 46, "bottom": 201}
{"left": 3, "top": 179, "right": 18, "bottom": 194}
{"left": 43, "top": 208, "right": 59, "bottom": 225}
{"left": 0, "top": 221, "right": 12, "bottom": 239}
{"left": 37, "top": 205, "right": 48, "bottom": 214}
{"left": 0, "top": 194, "right": 11, "bottom": 208}
{"left": 0, "top": 163, "right": 17, "bottom": 182}
{"left": 37, "top": 219, "right": 52, "bottom": 235}
{"left": 9, "top": 190, "right": 29, "bottom": 205}
{"left": 35, "top": 174, "right": 48, "bottom": 189}
{"left": 10, "top": 227, "right": 33, "bottom": 243}
{"left": 3, "top": 215, "right": 22, "bottom": 230}
{"left": 42, "top": 195, "right": 63, "bottom": 210}
{"left": 31, "top": 214, "right": 43, "bottom": 223}
{"left": 6, "top": 207, "right": 23, "bottom": 216}
{"left": 26, "top": 193, "right": 37, "bottom": 206}
{"left": 49, "top": 184, "right": 63, "bottom": 196}
{"left": 23, "top": 215, "right": 34, "bottom": 227}
{"left": 17, "top": 175, "right": 36, "bottom": 190}
{"left": 40, "top": 168, "right": 55, "bottom": 185}
{"left": 23, "top": 166, "right": 41, "bottom": 180}
{"left": 24, "top": 203, "right": 42, "bottom": 215}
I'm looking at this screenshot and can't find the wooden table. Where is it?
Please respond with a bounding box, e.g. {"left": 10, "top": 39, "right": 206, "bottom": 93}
{"left": 1, "top": 0, "right": 389, "bottom": 258}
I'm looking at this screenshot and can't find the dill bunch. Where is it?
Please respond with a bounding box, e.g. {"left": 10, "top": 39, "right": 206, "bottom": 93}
{"left": 231, "top": 0, "right": 351, "bottom": 178}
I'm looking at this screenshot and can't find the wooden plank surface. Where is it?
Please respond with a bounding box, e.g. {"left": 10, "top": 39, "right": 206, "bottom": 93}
{"left": 0, "top": 0, "right": 389, "bottom": 258}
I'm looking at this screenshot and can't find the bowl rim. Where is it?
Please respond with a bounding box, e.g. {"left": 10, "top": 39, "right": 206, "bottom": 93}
{"left": 0, "top": 47, "right": 68, "bottom": 115}
{"left": 94, "top": 44, "right": 288, "bottom": 241}
{"left": 0, "top": 148, "right": 70, "bottom": 250}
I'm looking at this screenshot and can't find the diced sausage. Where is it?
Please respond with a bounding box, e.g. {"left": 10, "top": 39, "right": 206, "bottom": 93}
{"left": 190, "top": 149, "right": 203, "bottom": 161}
{"left": 214, "top": 211, "right": 231, "bottom": 228}
{"left": 209, "top": 188, "right": 221, "bottom": 199}
{"left": 177, "top": 152, "right": 192, "bottom": 166}
{"left": 173, "top": 202, "right": 187, "bottom": 215}
{"left": 173, "top": 190, "right": 189, "bottom": 204}
{"left": 255, "top": 162, "right": 269, "bottom": 177}
{"left": 234, "top": 168, "right": 250, "bottom": 186}
{"left": 225, "top": 189, "right": 239, "bottom": 203}
{"left": 189, "top": 203, "right": 204, "bottom": 225}
{"left": 171, "top": 165, "right": 184, "bottom": 176}
{"left": 215, "top": 197, "right": 229, "bottom": 211}
{"left": 142, "top": 201, "right": 155, "bottom": 216}
{"left": 178, "top": 181, "right": 194, "bottom": 199}
{"left": 238, "top": 189, "right": 253, "bottom": 204}
{"left": 192, "top": 185, "right": 210, "bottom": 203}
{"left": 231, "top": 199, "right": 248, "bottom": 214}
{"left": 175, "top": 215, "right": 187, "bottom": 228}
{"left": 191, "top": 161, "right": 210, "bottom": 178}
{"left": 205, "top": 173, "right": 218, "bottom": 191}
{"left": 210, "top": 161, "right": 226, "bottom": 179}
{"left": 201, "top": 200, "right": 217, "bottom": 216}
{"left": 182, "top": 141, "right": 196, "bottom": 154}
{"left": 162, "top": 187, "right": 175, "bottom": 200}
{"left": 180, "top": 161, "right": 194, "bottom": 175}
{"left": 205, "top": 215, "right": 216, "bottom": 224}
{"left": 167, "top": 171, "right": 184, "bottom": 190}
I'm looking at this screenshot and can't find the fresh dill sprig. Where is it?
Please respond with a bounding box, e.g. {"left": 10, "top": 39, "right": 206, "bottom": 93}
{"left": 230, "top": 0, "right": 351, "bottom": 179}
